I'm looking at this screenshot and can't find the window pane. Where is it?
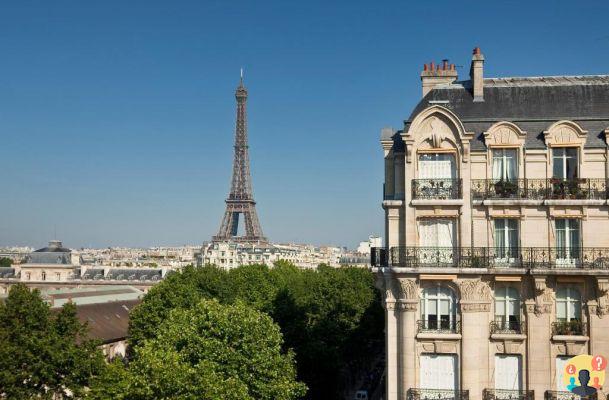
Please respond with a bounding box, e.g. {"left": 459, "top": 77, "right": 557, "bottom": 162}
{"left": 440, "top": 299, "right": 449, "bottom": 315}
{"left": 508, "top": 300, "right": 518, "bottom": 316}
{"left": 428, "top": 299, "right": 437, "bottom": 315}
{"left": 557, "top": 301, "right": 567, "bottom": 319}
{"left": 496, "top": 300, "right": 505, "bottom": 316}
{"left": 505, "top": 149, "right": 517, "bottom": 181}
{"left": 553, "top": 149, "right": 565, "bottom": 178}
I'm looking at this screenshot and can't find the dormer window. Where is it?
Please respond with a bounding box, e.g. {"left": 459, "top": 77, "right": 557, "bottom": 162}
{"left": 492, "top": 149, "right": 517, "bottom": 181}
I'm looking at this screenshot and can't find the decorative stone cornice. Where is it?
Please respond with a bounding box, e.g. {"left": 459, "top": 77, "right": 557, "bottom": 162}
{"left": 385, "top": 301, "right": 397, "bottom": 311}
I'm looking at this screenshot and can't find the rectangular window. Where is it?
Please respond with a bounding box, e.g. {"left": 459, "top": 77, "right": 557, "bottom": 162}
{"left": 492, "top": 149, "right": 518, "bottom": 181}
{"left": 420, "top": 354, "right": 458, "bottom": 391}
{"left": 494, "top": 219, "right": 518, "bottom": 261}
{"left": 418, "top": 153, "right": 456, "bottom": 180}
{"left": 419, "top": 219, "right": 456, "bottom": 264}
{"left": 552, "top": 148, "right": 578, "bottom": 179}
{"left": 555, "top": 219, "right": 580, "bottom": 262}
{"left": 495, "top": 355, "right": 522, "bottom": 391}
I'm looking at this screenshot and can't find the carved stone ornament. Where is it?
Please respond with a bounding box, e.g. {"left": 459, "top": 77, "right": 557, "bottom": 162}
{"left": 397, "top": 300, "right": 418, "bottom": 312}
{"left": 458, "top": 279, "right": 493, "bottom": 302}
{"left": 461, "top": 302, "right": 491, "bottom": 313}
{"left": 385, "top": 301, "right": 396, "bottom": 311}
{"left": 429, "top": 118, "right": 445, "bottom": 148}
{"left": 395, "top": 278, "right": 418, "bottom": 300}
{"left": 596, "top": 279, "right": 609, "bottom": 317}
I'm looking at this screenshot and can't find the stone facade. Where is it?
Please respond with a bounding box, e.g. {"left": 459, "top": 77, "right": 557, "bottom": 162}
{"left": 376, "top": 48, "right": 609, "bottom": 400}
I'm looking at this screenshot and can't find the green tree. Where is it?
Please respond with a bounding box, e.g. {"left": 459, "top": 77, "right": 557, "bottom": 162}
{"left": 0, "top": 284, "right": 105, "bottom": 399}
{"left": 90, "top": 299, "right": 307, "bottom": 400}
{"left": 128, "top": 264, "right": 383, "bottom": 400}
{"left": 0, "top": 257, "right": 11, "bottom": 268}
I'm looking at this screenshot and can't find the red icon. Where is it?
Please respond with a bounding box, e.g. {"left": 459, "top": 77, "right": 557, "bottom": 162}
{"left": 592, "top": 355, "right": 607, "bottom": 371}
{"left": 566, "top": 364, "right": 577, "bottom": 374}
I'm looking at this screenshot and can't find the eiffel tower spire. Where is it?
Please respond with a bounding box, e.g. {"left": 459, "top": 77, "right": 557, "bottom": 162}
{"left": 212, "top": 73, "right": 267, "bottom": 243}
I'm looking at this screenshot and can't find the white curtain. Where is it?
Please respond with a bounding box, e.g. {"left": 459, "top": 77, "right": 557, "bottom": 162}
{"left": 492, "top": 149, "right": 517, "bottom": 181}
{"left": 420, "top": 354, "right": 458, "bottom": 391}
{"left": 418, "top": 154, "right": 456, "bottom": 179}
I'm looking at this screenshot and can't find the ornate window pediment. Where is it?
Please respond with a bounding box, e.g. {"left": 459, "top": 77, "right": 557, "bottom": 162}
{"left": 484, "top": 121, "right": 527, "bottom": 147}
{"left": 544, "top": 120, "right": 588, "bottom": 147}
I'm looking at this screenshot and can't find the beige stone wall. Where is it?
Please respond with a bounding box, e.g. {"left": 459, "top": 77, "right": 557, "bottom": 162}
{"left": 380, "top": 107, "right": 609, "bottom": 400}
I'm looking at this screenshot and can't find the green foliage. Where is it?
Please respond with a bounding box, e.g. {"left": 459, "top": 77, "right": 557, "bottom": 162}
{"left": 90, "top": 299, "right": 306, "bottom": 400}
{"left": 0, "top": 257, "right": 11, "bottom": 268}
{"left": 0, "top": 284, "right": 105, "bottom": 399}
{"left": 128, "top": 263, "right": 383, "bottom": 399}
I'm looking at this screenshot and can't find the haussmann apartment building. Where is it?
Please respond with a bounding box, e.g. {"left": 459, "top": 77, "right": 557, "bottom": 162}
{"left": 372, "top": 48, "right": 609, "bottom": 400}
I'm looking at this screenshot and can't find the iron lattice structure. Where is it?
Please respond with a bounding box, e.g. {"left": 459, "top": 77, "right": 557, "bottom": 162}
{"left": 212, "top": 77, "right": 267, "bottom": 243}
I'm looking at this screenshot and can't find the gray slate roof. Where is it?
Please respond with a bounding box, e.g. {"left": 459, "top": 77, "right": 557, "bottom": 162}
{"left": 0, "top": 268, "right": 17, "bottom": 278}
{"left": 401, "top": 76, "right": 609, "bottom": 151}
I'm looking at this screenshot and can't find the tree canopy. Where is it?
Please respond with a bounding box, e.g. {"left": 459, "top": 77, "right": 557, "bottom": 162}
{"left": 128, "top": 263, "right": 383, "bottom": 399}
{"left": 0, "top": 257, "right": 11, "bottom": 268}
{"left": 0, "top": 284, "right": 105, "bottom": 399}
{"left": 89, "top": 299, "right": 306, "bottom": 400}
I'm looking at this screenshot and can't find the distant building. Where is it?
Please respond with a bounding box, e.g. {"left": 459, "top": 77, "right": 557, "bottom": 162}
{"left": 197, "top": 241, "right": 342, "bottom": 269}
{"left": 44, "top": 286, "right": 143, "bottom": 359}
{"left": 357, "top": 235, "right": 383, "bottom": 255}
{"left": 0, "top": 240, "right": 170, "bottom": 294}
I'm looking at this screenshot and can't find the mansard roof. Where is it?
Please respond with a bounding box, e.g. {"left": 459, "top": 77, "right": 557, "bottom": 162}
{"left": 404, "top": 75, "right": 609, "bottom": 151}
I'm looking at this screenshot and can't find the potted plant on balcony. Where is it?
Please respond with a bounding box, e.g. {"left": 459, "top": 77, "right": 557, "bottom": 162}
{"left": 493, "top": 180, "right": 519, "bottom": 198}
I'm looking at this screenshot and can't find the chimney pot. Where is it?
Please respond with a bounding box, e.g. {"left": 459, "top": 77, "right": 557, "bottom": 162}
{"left": 423, "top": 64, "right": 428, "bottom": 71}
{"left": 473, "top": 47, "right": 481, "bottom": 55}
{"left": 442, "top": 59, "right": 449, "bottom": 70}
{"left": 430, "top": 61, "right": 435, "bottom": 70}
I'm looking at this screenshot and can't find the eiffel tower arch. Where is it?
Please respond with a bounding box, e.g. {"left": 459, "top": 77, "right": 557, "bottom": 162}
{"left": 212, "top": 75, "right": 267, "bottom": 244}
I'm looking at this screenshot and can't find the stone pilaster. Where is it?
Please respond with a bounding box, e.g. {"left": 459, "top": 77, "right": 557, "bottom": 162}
{"left": 526, "top": 277, "right": 552, "bottom": 400}
{"left": 396, "top": 278, "right": 419, "bottom": 397}
{"left": 458, "top": 279, "right": 492, "bottom": 400}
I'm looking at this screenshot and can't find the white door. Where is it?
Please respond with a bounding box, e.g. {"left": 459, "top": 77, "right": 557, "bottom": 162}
{"left": 495, "top": 355, "right": 522, "bottom": 391}
{"left": 555, "top": 356, "right": 570, "bottom": 391}
{"left": 420, "top": 354, "right": 458, "bottom": 391}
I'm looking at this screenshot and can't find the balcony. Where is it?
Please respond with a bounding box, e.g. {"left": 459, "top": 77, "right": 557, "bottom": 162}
{"left": 383, "top": 246, "right": 609, "bottom": 270}
{"left": 483, "top": 389, "right": 534, "bottom": 400}
{"left": 471, "top": 178, "right": 608, "bottom": 201}
{"left": 412, "top": 179, "right": 463, "bottom": 200}
{"left": 551, "top": 320, "right": 587, "bottom": 336}
{"left": 417, "top": 319, "right": 461, "bottom": 334}
{"left": 490, "top": 318, "right": 525, "bottom": 335}
{"left": 407, "top": 388, "right": 469, "bottom": 400}
{"left": 545, "top": 391, "right": 597, "bottom": 400}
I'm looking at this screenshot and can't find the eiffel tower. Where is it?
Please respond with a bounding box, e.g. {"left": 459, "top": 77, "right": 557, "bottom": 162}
{"left": 212, "top": 73, "right": 267, "bottom": 243}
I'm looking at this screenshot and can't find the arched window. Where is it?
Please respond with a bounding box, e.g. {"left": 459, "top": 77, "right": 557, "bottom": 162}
{"left": 556, "top": 287, "right": 581, "bottom": 322}
{"left": 495, "top": 287, "right": 520, "bottom": 331}
{"left": 41, "top": 271, "right": 46, "bottom": 281}
{"left": 420, "top": 286, "right": 457, "bottom": 332}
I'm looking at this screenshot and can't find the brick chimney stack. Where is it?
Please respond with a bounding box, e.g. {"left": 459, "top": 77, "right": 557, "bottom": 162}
{"left": 420, "top": 59, "right": 458, "bottom": 97}
{"left": 470, "top": 47, "right": 485, "bottom": 102}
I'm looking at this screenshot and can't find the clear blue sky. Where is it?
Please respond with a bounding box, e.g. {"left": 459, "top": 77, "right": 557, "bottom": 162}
{"left": 2, "top": 0, "right": 608, "bottom": 249}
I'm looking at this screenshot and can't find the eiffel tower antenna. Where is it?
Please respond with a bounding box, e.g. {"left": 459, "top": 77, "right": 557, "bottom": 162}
{"left": 212, "top": 74, "right": 267, "bottom": 244}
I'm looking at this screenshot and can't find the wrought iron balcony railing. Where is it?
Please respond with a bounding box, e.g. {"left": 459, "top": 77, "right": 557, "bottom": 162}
{"left": 483, "top": 389, "right": 534, "bottom": 400}
{"left": 471, "top": 178, "right": 608, "bottom": 201}
{"left": 490, "top": 318, "right": 525, "bottom": 335}
{"left": 416, "top": 319, "right": 461, "bottom": 334}
{"left": 386, "top": 247, "right": 609, "bottom": 270}
{"left": 545, "top": 391, "right": 597, "bottom": 400}
{"left": 551, "top": 320, "right": 587, "bottom": 336}
{"left": 412, "top": 179, "right": 463, "bottom": 200}
{"left": 407, "top": 388, "right": 469, "bottom": 400}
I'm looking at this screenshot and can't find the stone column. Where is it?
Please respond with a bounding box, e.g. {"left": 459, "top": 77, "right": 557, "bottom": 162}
{"left": 525, "top": 277, "right": 552, "bottom": 400}
{"left": 459, "top": 279, "right": 492, "bottom": 400}
{"left": 386, "top": 301, "right": 399, "bottom": 400}
{"left": 396, "top": 278, "right": 420, "bottom": 398}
